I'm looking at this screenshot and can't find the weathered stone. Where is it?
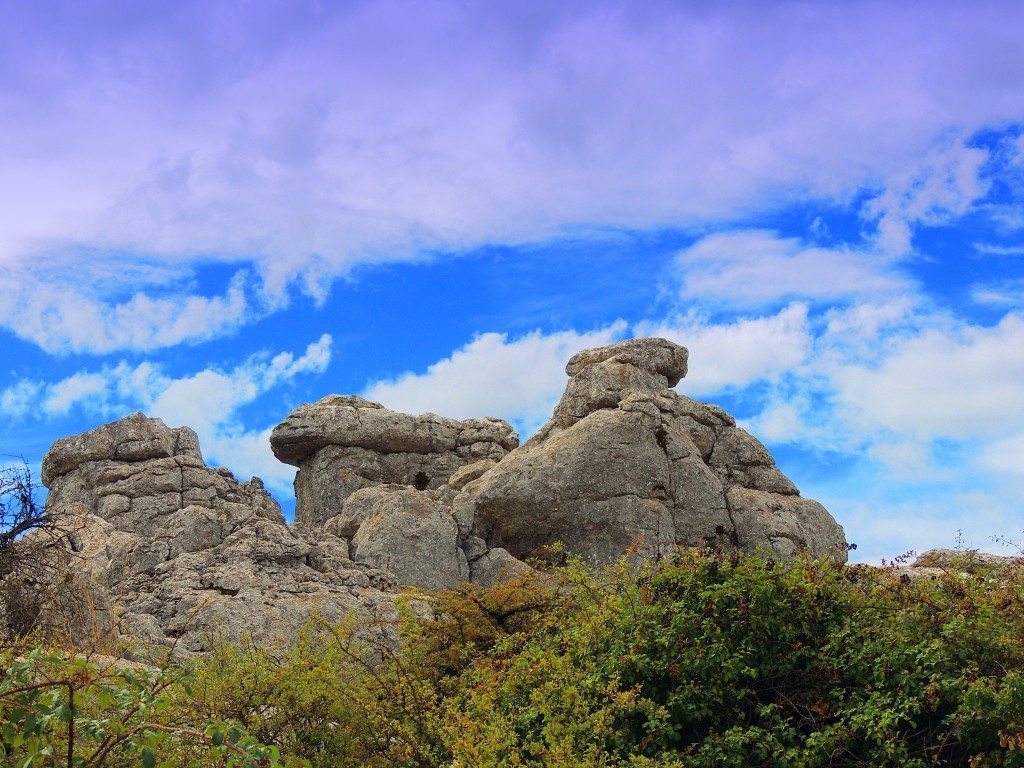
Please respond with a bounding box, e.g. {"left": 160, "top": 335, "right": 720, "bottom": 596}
{"left": 32, "top": 336, "right": 849, "bottom": 657}
{"left": 38, "top": 414, "right": 404, "bottom": 658}
{"left": 564, "top": 337, "right": 688, "bottom": 385}
{"left": 469, "top": 548, "right": 532, "bottom": 588}
{"left": 271, "top": 395, "right": 518, "bottom": 527}
{"left": 41, "top": 412, "right": 201, "bottom": 486}
{"left": 348, "top": 487, "right": 468, "bottom": 591}
{"left": 455, "top": 338, "right": 847, "bottom": 565}
{"left": 910, "top": 549, "right": 1020, "bottom": 575}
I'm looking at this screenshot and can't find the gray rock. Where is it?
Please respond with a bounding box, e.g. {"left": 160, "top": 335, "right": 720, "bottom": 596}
{"left": 37, "top": 414, "right": 404, "bottom": 658}
{"left": 348, "top": 486, "right": 469, "bottom": 591}
{"left": 469, "top": 548, "right": 532, "bottom": 588}
{"left": 271, "top": 395, "right": 518, "bottom": 527}
{"left": 909, "top": 548, "right": 1020, "bottom": 575}
{"left": 32, "top": 336, "right": 848, "bottom": 656}
{"left": 457, "top": 338, "right": 847, "bottom": 565}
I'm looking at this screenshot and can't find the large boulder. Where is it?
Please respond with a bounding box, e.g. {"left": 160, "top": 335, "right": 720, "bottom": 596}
{"left": 39, "top": 413, "right": 406, "bottom": 657}
{"left": 270, "top": 395, "right": 518, "bottom": 528}
{"left": 345, "top": 486, "right": 469, "bottom": 591}
{"left": 454, "top": 338, "right": 847, "bottom": 565}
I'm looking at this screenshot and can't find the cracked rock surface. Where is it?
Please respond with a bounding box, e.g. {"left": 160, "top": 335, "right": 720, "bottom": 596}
{"left": 38, "top": 337, "right": 846, "bottom": 656}
{"left": 41, "top": 413, "right": 405, "bottom": 658}
{"left": 271, "top": 395, "right": 519, "bottom": 528}
{"left": 454, "top": 338, "right": 847, "bottom": 565}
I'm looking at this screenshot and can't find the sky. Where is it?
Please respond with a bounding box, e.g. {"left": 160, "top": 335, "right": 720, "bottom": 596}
{"left": 1, "top": 0, "right": 1023, "bottom": 564}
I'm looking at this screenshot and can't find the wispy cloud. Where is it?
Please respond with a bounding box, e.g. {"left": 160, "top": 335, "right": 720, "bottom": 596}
{"left": 3, "top": 3, "right": 1024, "bottom": 352}
{"left": 973, "top": 243, "right": 1024, "bottom": 256}
{"left": 862, "top": 138, "right": 990, "bottom": 256}
{"left": 0, "top": 266, "right": 253, "bottom": 354}
{"left": 672, "top": 231, "right": 909, "bottom": 308}
{"left": 637, "top": 303, "right": 813, "bottom": 395}
{"left": 0, "top": 335, "right": 333, "bottom": 492}
{"left": 970, "top": 279, "right": 1024, "bottom": 306}
{"left": 364, "top": 323, "right": 627, "bottom": 436}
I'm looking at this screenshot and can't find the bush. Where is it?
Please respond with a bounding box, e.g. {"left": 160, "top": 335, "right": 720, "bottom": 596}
{"left": 0, "top": 639, "right": 282, "bottom": 767}
{"left": 445, "top": 550, "right": 1024, "bottom": 767}
{"left": 4, "top": 548, "right": 1024, "bottom": 767}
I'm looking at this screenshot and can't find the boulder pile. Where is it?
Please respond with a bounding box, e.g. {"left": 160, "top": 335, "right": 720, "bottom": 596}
{"left": 39, "top": 413, "right": 405, "bottom": 656}
{"left": 35, "top": 338, "right": 846, "bottom": 653}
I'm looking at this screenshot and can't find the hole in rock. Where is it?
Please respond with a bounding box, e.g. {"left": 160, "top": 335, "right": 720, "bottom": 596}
{"left": 413, "top": 472, "right": 430, "bottom": 491}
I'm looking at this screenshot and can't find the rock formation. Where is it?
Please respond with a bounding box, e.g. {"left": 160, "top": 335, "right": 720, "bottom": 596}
{"left": 271, "top": 337, "right": 845, "bottom": 593}
{"left": 271, "top": 395, "right": 518, "bottom": 528}
{"left": 454, "top": 338, "right": 846, "bottom": 566}
{"left": 39, "top": 413, "right": 406, "bottom": 657}
{"left": 34, "top": 337, "right": 847, "bottom": 654}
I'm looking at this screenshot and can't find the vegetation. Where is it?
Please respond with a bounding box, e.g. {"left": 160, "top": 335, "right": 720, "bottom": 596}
{"left": 3, "top": 547, "right": 1024, "bottom": 766}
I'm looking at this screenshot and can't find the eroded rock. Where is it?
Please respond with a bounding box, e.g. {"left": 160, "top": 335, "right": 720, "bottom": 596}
{"left": 455, "top": 338, "right": 847, "bottom": 565}
{"left": 271, "top": 395, "right": 518, "bottom": 528}
{"left": 40, "top": 413, "right": 403, "bottom": 658}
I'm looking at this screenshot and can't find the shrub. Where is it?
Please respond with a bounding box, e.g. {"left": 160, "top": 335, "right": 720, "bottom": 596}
{"left": 445, "top": 550, "right": 1024, "bottom": 767}
{"left": 0, "top": 639, "right": 282, "bottom": 767}
{"left": 6, "top": 548, "right": 1024, "bottom": 767}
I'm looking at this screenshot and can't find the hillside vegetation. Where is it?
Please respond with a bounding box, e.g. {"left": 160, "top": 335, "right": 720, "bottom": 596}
{"left": 3, "top": 549, "right": 1024, "bottom": 767}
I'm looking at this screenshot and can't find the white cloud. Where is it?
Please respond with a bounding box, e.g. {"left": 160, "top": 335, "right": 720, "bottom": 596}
{"left": 42, "top": 373, "right": 111, "bottom": 416}
{"left": 973, "top": 242, "right": 1024, "bottom": 256}
{"left": 0, "top": 267, "right": 252, "bottom": 354}
{"left": 134, "top": 335, "right": 332, "bottom": 438}
{"left": 2, "top": 4, "right": 1024, "bottom": 351}
{"left": 976, "top": 433, "right": 1024, "bottom": 480}
{"left": 364, "top": 323, "right": 627, "bottom": 435}
{"left": 831, "top": 312, "right": 1024, "bottom": 440}
{"left": 971, "top": 279, "right": 1024, "bottom": 307}
{"left": 863, "top": 139, "right": 989, "bottom": 256}
{"left": 0, "top": 336, "right": 332, "bottom": 496}
{"left": 638, "top": 303, "right": 812, "bottom": 395}
{"left": 0, "top": 380, "right": 41, "bottom": 417}
{"left": 673, "top": 231, "right": 909, "bottom": 307}
{"left": 133, "top": 335, "right": 333, "bottom": 489}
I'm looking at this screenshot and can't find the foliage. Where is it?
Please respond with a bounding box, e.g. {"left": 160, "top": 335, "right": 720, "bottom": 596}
{"left": 446, "top": 550, "right": 1024, "bottom": 767}
{"left": 4, "top": 548, "right": 1024, "bottom": 766}
{"left": 183, "top": 571, "right": 560, "bottom": 767}
{"left": 0, "top": 640, "right": 282, "bottom": 767}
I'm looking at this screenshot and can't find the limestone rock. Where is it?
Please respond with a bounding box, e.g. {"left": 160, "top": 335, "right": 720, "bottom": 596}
{"left": 39, "top": 414, "right": 403, "bottom": 657}
{"left": 469, "top": 547, "right": 532, "bottom": 588}
{"left": 456, "top": 338, "right": 847, "bottom": 565}
{"left": 909, "top": 548, "right": 1020, "bottom": 576}
{"left": 346, "top": 486, "right": 469, "bottom": 591}
{"left": 271, "top": 395, "right": 518, "bottom": 527}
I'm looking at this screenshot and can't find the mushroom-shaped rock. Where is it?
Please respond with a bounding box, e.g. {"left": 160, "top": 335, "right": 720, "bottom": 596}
{"left": 270, "top": 395, "right": 519, "bottom": 528}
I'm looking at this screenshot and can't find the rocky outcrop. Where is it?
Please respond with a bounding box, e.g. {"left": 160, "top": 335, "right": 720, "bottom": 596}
{"left": 35, "top": 337, "right": 847, "bottom": 655}
{"left": 40, "top": 413, "right": 406, "bottom": 658}
{"left": 271, "top": 395, "right": 518, "bottom": 528}
{"left": 903, "top": 548, "right": 1021, "bottom": 580}
{"left": 453, "top": 338, "right": 847, "bottom": 565}
{"left": 270, "top": 337, "right": 844, "bottom": 585}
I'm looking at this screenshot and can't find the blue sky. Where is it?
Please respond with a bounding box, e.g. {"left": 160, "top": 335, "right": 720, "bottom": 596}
{"left": 1, "top": 0, "right": 1023, "bottom": 563}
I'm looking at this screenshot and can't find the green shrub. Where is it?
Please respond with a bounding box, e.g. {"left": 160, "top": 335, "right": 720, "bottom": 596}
{"left": 445, "top": 550, "right": 1024, "bottom": 767}
{"left": 6, "top": 549, "right": 1024, "bottom": 767}
{"left": 0, "top": 640, "right": 282, "bottom": 767}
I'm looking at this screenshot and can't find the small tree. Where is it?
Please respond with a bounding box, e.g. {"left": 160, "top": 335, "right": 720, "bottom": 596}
{"left": 1, "top": 460, "right": 50, "bottom": 564}
{"left": 0, "top": 459, "right": 68, "bottom": 637}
